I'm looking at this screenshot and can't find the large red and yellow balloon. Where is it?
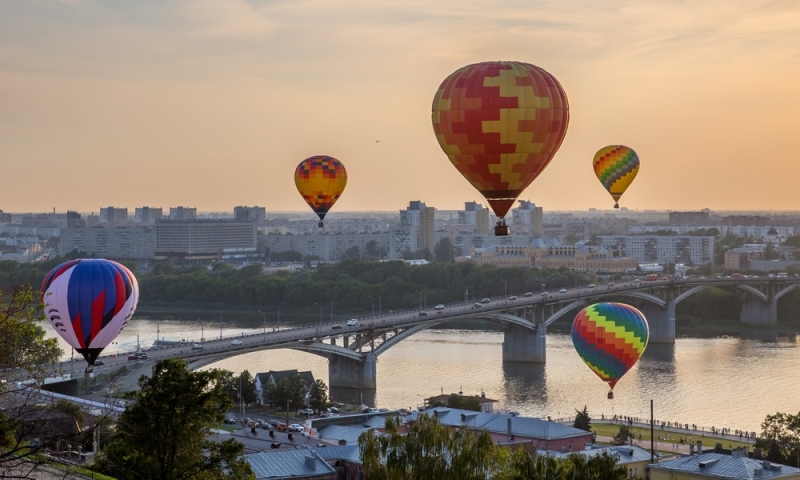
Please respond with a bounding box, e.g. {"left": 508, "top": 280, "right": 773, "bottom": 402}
{"left": 592, "top": 145, "right": 640, "bottom": 209}
{"left": 432, "top": 61, "right": 569, "bottom": 235}
{"left": 294, "top": 155, "right": 348, "bottom": 228}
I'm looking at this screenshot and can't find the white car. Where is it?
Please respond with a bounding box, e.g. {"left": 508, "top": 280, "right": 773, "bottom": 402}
{"left": 587, "top": 284, "right": 596, "bottom": 288}
{"left": 231, "top": 340, "right": 243, "bottom": 346}
{"left": 559, "top": 288, "right": 567, "bottom": 293}
{"left": 434, "top": 304, "right": 445, "bottom": 310}
{"left": 288, "top": 424, "right": 304, "bottom": 432}
{"left": 346, "top": 319, "right": 358, "bottom": 326}
{"left": 508, "top": 296, "right": 517, "bottom": 300}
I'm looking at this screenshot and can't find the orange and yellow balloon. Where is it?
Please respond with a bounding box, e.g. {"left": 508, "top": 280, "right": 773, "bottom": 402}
{"left": 294, "top": 155, "right": 348, "bottom": 228}
{"left": 432, "top": 61, "right": 569, "bottom": 235}
{"left": 592, "top": 145, "right": 639, "bottom": 209}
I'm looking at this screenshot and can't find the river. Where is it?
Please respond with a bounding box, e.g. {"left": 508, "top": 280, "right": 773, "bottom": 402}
{"left": 47, "top": 316, "right": 800, "bottom": 433}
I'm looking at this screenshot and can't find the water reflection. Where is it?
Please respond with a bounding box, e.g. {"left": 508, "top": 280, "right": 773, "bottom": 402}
{"left": 502, "top": 362, "right": 546, "bottom": 407}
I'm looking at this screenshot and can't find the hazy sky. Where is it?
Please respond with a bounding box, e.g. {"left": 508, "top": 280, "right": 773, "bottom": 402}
{"left": 2, "top": 0, "right": 799, "bottom": 214}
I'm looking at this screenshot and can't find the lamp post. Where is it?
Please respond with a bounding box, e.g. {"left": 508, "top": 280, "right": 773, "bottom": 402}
{"left": 314, "top": 303, "right": 323, "bottom": 334}
{"left": 258, "top": 310, "right": 266, "bottom": 341}
{"left": 198, "top": 319, "right": 204, "bottom": 342}
{"left": 541, "top": 282, "right": 546, "bottom": 293}
{"left": 414, "top": 290, "right": 422, "bottom": 310}
{"left": 459, "top": 284, "right": 469, "bottom": 302}
{"left": 501, "top": 279, "right": 508, "bottom": 298}
{"left": 367, "top": 295, "right": 374, "bottom": 316}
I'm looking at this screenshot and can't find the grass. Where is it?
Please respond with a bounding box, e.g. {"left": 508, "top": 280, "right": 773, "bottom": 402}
{"left": 590, "top": 422, "right": 752, "bottom": 450}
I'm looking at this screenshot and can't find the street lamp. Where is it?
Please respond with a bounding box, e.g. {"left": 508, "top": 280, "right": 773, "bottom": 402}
{"left": 366, "top": 295, "right": 374, "bottom": 316}
{"left": 414, "top": 290, "right": 422, "bottom": 310}
{"left": 197, "top": 319, "right": 204, "bottom": 342}
{"left": 501, "top": 279, "right": 508, "bottom": 298}
{"left": 459, "top": 284, "right": 469, "bottom": 302}
{"left": 258, "top": 310, "right": 266, "bottom": 341}
{"left": 313, "top": 303, "right": 323, "bottom": 333}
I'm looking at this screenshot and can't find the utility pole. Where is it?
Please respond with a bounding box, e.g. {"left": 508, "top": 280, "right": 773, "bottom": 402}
{"left": 219, "top": 316, "right": 222, "bottom": 340}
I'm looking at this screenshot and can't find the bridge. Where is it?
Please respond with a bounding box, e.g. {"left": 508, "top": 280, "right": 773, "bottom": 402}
{"left": 57, "top": 277, "right": 799, "bottom": 393}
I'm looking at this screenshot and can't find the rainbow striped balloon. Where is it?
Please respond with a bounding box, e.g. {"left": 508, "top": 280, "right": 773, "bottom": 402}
{"left": 571, "top": 302, "right": 649, "bottom": 391}
{"left": 592, "top": 145, "right": 639, "bottom": 209}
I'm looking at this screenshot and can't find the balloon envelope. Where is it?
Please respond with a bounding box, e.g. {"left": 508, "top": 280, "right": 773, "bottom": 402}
{"left": 592, "top": 145, "right": 639, "bottom": 208}
{"left": 294, "top": 155, "right": 348, "bottom": 226}
{"left": 41, "top": 259, "right": 139, "bottom": 366}
{"left": 431, "top": 61, "right": 569, "bottom": 220}
{"left": 571, "top": 302, "right": 649, "bottom": 390}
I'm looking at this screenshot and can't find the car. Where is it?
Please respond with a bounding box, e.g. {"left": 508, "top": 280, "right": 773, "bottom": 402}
{"left": 137, "top": 352, "right": 148, "bottom": 360}
{"left": 261, "top": 422, "right": 274, "bottom": 430}
{"left": 93, "top": 360, "right": 105, "bottom": 366}
{"left": 587, "top": 283, "right": 596, "bottom": 288}
{"left": 633, "top": 278, "right": 641, "bottom": 283}
{"left": 276, "top": 422, "right": 287, "bottom": 432}
{"left": 398, "top": 408, "right": 410, "bottom": 416}
{"left": 298, "top": 408, "right": 314, "bottom": 415}
{"left": 191, "top": 344, "right": 203, "bottom": 350}
{"left": 346, "top": 319, "right": 358, "bottom": 326}
{"left": 267, "top": 419, "right": 280, "bottom": 427}
{"left": 434, "top": 304, "right": 445, "bottom": 310}
{"left": 331, "top": 324, "right": 342, "bottom": 329}
{"left": 128, "top": 354, "right": 139, "bottom": 361}
{"left": 607, "top": 282, "right": 615, "bottom": 287}
{"left": 540, "top": 292, "right": 549, "bottom": 297}
{"left": 508, "top": 296, "right": 517, "bottom": 300}
{"left": 328, "top": 407, "right": 339, "bottom": 414}
{"left": 114, "top": 400, "right": 126, "bottom": 408}
{"left": 480, "top": 298, "right": 491, "bottom": 304}
{"left": 418, "top": 311, "right": 428, "bottom": 316}
{"left": 231, "top": 340, "right": 243, "bottom": 346}
{"left": 523, "top": 292, "right": 533, "bottom": 297}
{"left": 559, "top": 288, "right": 567, "bottom": 293}
{"left": 224, "top": 417, "right": 237, "bottom": 425}
{"left": 472, "top": 302, "right": 482, "bottom": 308}
{"left": 288, "top": 424, "right": 304, "bottom": 432}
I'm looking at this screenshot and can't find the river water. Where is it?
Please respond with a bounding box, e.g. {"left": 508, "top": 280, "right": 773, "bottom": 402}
{"left": 47, "top": 316, "right": 800, "bottom": 433}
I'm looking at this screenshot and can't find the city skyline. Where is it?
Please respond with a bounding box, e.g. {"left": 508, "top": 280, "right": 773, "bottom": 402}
{"left": 2, "top": 1, "right": 799, "bottom": 212}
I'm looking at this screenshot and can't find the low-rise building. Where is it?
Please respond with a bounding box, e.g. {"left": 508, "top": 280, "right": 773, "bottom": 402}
{"left": 649, "top": 453, "right": 800, "bottom": 480}
{"left": 597, "top": 235, "right": 714, "bottom": 266}
{"left": 457, "top": 243, "right": 638, "bottom": 273}
{"left": 546, "top": 444, "right": 653, "bottom": 479}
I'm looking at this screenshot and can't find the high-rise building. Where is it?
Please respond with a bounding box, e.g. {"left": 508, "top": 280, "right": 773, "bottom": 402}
{"left": 59, "top": 226, "right": 155, "bottom": 262}
{"left": 457, "top": 202, "right": 489, "bottom": 234}
{"left": 99, "top": 207, "right": 129, "bottom": 224}
{"left": 135, "top": 207, "right": 163, "bottom": 225}
{"left": 154, "top": 219, "right": 256, "bottom": 260}
{"left": 511, "top": 200, "right": 543, "bottom": 236}
{"left": 390, "top": 201, "right": 435, "bottom": 259}
{"left": 169, "top": 206, "right": 197, "bottom": 221}
{"left": 668, "top": 211, "right": 710, "bottom": 225}
{"left": 66, "top": 210, "right": 85, "bottom": 228}
{"left": 234, "top": 206, "right": 267, "bottom": 222}
{"left": 596, "top": 235, "right": 714, "bottom": 265}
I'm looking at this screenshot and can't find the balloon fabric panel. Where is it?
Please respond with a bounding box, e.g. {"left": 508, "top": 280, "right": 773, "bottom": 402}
{"left": 571, "top": 303, "right": 649, "bottom": 390}
{"left": 294, "top": 155, "right": 348, "bottom": 221}
{"left": 593, "top": 145, "right": 639, "bottom": 202}
{"left": 432, "top": 61, "right": 569, "bottom": 218}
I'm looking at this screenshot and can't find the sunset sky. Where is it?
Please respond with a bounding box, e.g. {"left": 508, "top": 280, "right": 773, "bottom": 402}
{"left": 2, "top": 0, "right": 799, "bottom": 213}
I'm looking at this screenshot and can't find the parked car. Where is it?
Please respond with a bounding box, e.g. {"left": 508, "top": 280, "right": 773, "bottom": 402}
{"left": 328, "top": 407, "right": 339, "bottom": 414}
{"left": 480, "top": 298, "right": 491, "bottom": 304}
{"left": 346, "top": 319, "right": 358, "bottom": 326}
{"left": 523, "top": 292, "right": 533, "bottom": 297}
{"left": 558, "top": 288, "right": 567, "bottom": 293}
{"left": 224, "top": 417, "right": 238, "bottom": 425}
{"left": 191, "top": 344, "right": 203, "bottom": 350}
{"left": 114, "top": 400, "right": 126, "bottom": 408}
{"left": 434, "top": 304, "right": 445, "bottom": 310}
{"left": 298, "top": 408, "right": 314, "bottom": 415}
{"left": 267, "top": 419, "right": 280, "bottom": 427}
{"left": 331, "top": 324, "right": 342, "bottom": 329}
{"left": 288, "top": 424, "right": 304, "bottom": 432}
{"left": 231, "top": 340, "right": 243, "bottom": 346}
{"left": 418, "top": 311, "right": 428, "bottom": 316}
{"left": 276, "top": 422, "right": 287, "bottom": 432}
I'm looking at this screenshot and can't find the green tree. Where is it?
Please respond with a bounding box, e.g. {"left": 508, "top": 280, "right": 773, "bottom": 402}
{"left": 289, "top": 374, "right": 308, "bottom": 410}
{"left": 574, "top": 405, "right": 592, "bottom": 432}
{"left": 434, "top": 238, "right": 455, "bottom": 263}
{"left": 239, "top": 370, "right": 258, "bottom": 406}
{"left": 308, "top": 379, "right": 328, "bottom": 412}
{"left": 757, "top": 412, "right": 800, "bottom": 465}
{"left": 95, "top": 359, "right": 254, "bottom": 480}
{"left": 764, "top": 243, "right": 780, "bottom": 260}
{"left": 342, "top": 246, "right": 361, "bottom": 261}
{"left": 612, "top": 425, "right": 633, "bottom": 446}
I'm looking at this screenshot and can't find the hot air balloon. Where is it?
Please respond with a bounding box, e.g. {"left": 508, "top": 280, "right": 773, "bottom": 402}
{"left": 41, "top": 259, "right": 139, "bottom": 370}
{"left": 571, "top": 302, "right": 649, "bottom": 398}
{"left": 592, "top": 145, "right": 639, "bottom": 209}
{"left": 294, "top": 155, "right": 348, "bottom": 228}
{"left": 432, "top": 61, "right": 569, "bottom": 235}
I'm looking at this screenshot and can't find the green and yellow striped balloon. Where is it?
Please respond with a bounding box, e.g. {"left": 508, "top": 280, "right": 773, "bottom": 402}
{"left": 592, "top": 145, "right": 639, "bottom": 209}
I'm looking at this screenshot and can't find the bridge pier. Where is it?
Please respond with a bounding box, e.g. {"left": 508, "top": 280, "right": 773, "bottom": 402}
{"left": 740, "top": 297, "right": 777, "bottom": 325}
{"left": 638, "top": 301, "right": 675, "bottom": 344}
{"left": 328, "top": 353, "right": 377, "bottom": 390}
{"left": 502, "top": 324, "right": 546, "bottom": 363}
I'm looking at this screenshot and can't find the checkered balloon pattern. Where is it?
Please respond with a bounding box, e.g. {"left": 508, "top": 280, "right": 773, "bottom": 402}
{"left": 592, "top": 145, "right": 639, "bottom": 208}
{"left": 571, "top": 302, "right": 649, "bottom": 390}
{"left": 294, "top": 155, "right": 348, "bottom": 222}
{"left": 432, "top": 61, "right": 569, "bottom": 218}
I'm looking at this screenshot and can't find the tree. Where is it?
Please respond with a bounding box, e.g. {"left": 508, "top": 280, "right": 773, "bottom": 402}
{"left": 289, "top": 375, "right": 309, "bottom": 410}
{"left": 434, "top": 238, "right": 455, "bottom": 263}
{"left": 764, "top": 243, "right": 780, "bottom": 260}
{"left": 239, "top": 370, "right": 257, "bottom": 406}
{"left": 574, "top": 405, "right": 592, "bottom": 432}
{"left": 612, "top": 425, "right": 634, "bottom": 446}
{"left": 757, "top": 412, "right": 800, "bottom": 465}
{"left": 342, "top": 246, "right": 361, "bottom": 261}
{"left": 95, "top": 359, "right": 254, "bottom": 480}
{"left": 308, "top": 379, "right": 328, "bottom": 412}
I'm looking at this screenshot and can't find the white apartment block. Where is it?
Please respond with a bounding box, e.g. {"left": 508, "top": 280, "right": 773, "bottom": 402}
{"left": 597, "top": 235, "right": 714, "bottom": 265}
{"left": 510, "top": 200, "right": 543, "bottom": 236}
{"left": 261, "top": 232, "right": 389, "bottom": 262}
{"left": 628, "top": 225, "right": 794, "bottom": 240}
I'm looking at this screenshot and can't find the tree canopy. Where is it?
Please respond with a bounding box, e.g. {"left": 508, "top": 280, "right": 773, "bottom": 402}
{"left": 95, "top": 359, "right": 254, "bottom": 480}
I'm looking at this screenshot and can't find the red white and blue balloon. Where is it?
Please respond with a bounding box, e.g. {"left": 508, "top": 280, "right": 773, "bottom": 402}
{"left": 41, "top": 259, "right": 139, "bottom": 366}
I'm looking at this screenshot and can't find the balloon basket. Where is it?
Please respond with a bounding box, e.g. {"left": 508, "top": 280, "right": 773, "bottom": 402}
{"left": 613, "top": 203, "right": 619, "bottom": 209}
{"left": 607, "top": 391, "right": 614, "bottom": 400}
{"left": 494, "top": 225, "right": 509, "bottom": 236}
{"left": 318, "top": 221, "right": 324, "bottom": 228}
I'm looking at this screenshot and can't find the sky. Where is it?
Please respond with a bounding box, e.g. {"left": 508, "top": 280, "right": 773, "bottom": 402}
{"left": 2, "top": 0, "right": 799, "bottom": 214}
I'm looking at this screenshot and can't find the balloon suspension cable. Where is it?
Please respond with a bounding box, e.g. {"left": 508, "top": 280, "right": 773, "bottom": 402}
{"left": 318, "top": 221, "right": 324, "bottom": 228}
{"left": 494, "top": 218, "right": 509, "bottom": 236}
{"left": 614, "top": 203, "right": 619, "bottom": 209}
